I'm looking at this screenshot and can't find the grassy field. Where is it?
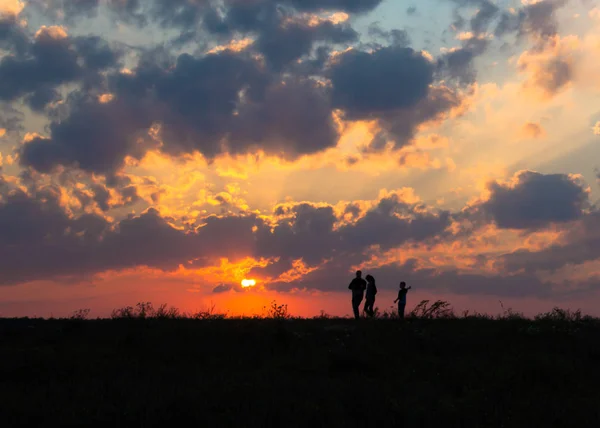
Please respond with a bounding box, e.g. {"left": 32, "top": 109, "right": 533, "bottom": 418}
{"left": 1, "top": 304, "right": 600, "bottom": 427}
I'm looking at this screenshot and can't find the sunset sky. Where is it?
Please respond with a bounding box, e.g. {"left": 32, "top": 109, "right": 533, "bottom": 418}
{"left": 1, "top": 0, "right": 600, "bottom": 318}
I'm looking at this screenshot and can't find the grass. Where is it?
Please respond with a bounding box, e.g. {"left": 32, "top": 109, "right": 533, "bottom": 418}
{"left": 1, "top": 302, "right": 600, "bottom": 427}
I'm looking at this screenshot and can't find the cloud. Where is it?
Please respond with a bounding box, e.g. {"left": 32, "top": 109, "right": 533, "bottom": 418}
{"left": 437, "top": 37, "right": 489, "bottom": 84}
{"left": 330, "top": 46, "right": 434, "bottom": 117}
{"left": 501, "top": 211, "right": 600, "bottom": 274}
{"left": 0, "top": 26, "right": 122, "bottom": 110}
{"left": 520, "top": 122, "right": 546, "bottom": 139}
{"left": 267, "top": 255, "right": 553, "bottom": 298}
{"left": 328, "top": 45, "right": 465, "bottom": 149}
{"left": 20, "top": 97, "right": 156, "bottom": 173}
{"left": 593, "top": 121, "right": 600, "bottom": 136}
{"left": 0, "top": 102, "right": 23, "bottom": 134}
{"left": 0, "top": 175, "right": 451, "bottom": 286}
{"left": 2, "top": 167, "right": 599, "bottom": 300}
{"left": 517, "top": 35, "right": 579, "bottom": 99}
{"left": 480, "top": 171, "right": 589, "bottom": 230}
{"left": 0, "top": 14, "right": 29, "bottom": 55}
{"left": 19, "top": 40, "right": 351, "bottom": 175}
{"left": 0, "top": 0, "right": 24, "bottom": 17}
{"left": 495, "top": 0, "right": 568, "bottom": 41}
{"left": 445, "top": 0, "right": 567, "bottom": 41}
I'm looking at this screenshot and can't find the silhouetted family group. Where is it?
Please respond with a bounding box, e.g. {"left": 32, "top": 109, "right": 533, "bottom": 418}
{"left": 348, "top": 270, "right": 412, "bottom": 319}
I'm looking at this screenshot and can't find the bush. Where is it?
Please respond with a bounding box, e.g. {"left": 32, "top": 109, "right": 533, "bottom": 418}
{"left": 70, "top": 309, "right": 91, "bottom": 320}
{"left": 263, "top": 301, "right": 291, "bottom": 319}
{"left": 110, "top": 302, "right": 183, "bottom": 320}
{"left": 191, "top": 304, "right": 227, "bottom": 320}
{"left": 497, "top": 301, "right": 525, "bottom": 320}
{"left": 410, "top": 300, "right": 454, "bottom": 319}
{"left": 534, "top": 307, "right": 583, "bottom": 322}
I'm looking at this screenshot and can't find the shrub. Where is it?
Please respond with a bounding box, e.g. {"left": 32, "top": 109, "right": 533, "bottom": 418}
{"left": 264, "top": 301, "right": 290, "bottom": 319}
{"left": 410, "top": 300, "right": 454, "bottom": 319}
{"left": 497, "top": 301, "right": 525, "bottom": 320}
{"left": 191, "top": 304, "right": 227, "bottom": 320}
{"left": 313, "top": 310, "right": 331, "bottom": 320}
{"left": 70, "top": 309, "right": 91, "bottom": 320}
{"left": 534, "top": 307, "right": 583, "bottom": 322}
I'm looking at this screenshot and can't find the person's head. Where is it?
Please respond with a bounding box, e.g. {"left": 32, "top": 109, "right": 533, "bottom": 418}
{"left": 400, "top": 281, "right": 406, "bottom": 289}
{"left": 356, "top": 270, "right": 362, "bottom": 278}
{"left": 365, "top": 274, "right": 374, "bottom": 284}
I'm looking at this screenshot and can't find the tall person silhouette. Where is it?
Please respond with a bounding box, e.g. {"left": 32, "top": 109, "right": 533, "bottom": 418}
{"left": 364, "top": 274, "right": 377, "bottom": 317}
{"left": 348, "top": 270, "right": 367, "bottom": 319}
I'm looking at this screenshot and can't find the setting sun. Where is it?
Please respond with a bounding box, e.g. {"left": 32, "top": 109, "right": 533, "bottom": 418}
{"left": 241, "top": 279, "right": 257, "bottom": 288}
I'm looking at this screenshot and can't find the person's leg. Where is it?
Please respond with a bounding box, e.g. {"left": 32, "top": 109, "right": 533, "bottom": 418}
{"left": 399, "top": 303, "right": 406, "bottom": 319}
{"left": 352, "top": 296, "right": 361, "bottom": 319}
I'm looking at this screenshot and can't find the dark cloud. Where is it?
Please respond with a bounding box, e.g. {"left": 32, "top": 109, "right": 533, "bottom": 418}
{"left": 267, "top": 254, "right": 553, "bottom": 298}
{"left": 470, "top": 1, "right": 498, "bottom": 34}
{"left": 286, "top": 0, "right": 383, "bottom": 13}
{"left": 0, "top": 176, "right": 262, "bottom": 284}
{"left": 0, "top": 174, "right": 453, "bottom": 285}
{"left": 444, "top": 0, "right": 567, "bottom": 40}
{"left": 25, "top": 0, "right": 101, "bottom": 21}
{"left": 0, "top": 16, "right": 29, "bottom": 56}
{"left": 251, "top": 197, "right": 451, "bottom": 279}
{"left": 437, "top": 37, "right": 489, "bottom": 84}
{"left": 367, "top": 25, "right": 411, "bottom": 47}
{"left": 21, "top": 47, "right": 340, "bottom": 173}
{"left": 0, "top": 27, "right": 122, "bottom": 110}
{"left": 20, "top": 97, "right": 155, "bottom": 173}
{"left": 368, "top": 85, "right": 464, "bottom": 150}
{"left": 229, "top": 78, "right": 339, "bottom": 158}
{"left": 0, "top": 103, "right": 24, "bottom": 134}
{"left": 2, "top": 169, "right": 598, "bottom": 299}
{"left": 256, "top": 20, "right": 358, "bottom": 70}
{"left": 495, "top": 0, "right": 567, "bottom": 40}
{"left": 481, "top": 171, "right": 589, "bottom": 230}
{"left": 330, "top": 46, "right": 434, "bottom": 117}
{"left": 329, "top": 44, "right": 465, "bottom": 149}
{"left": 213, "top": 284, "right": 234, "bottom": 293}
{"left": 502, "top": 211, "right": 600, "bottom": 274}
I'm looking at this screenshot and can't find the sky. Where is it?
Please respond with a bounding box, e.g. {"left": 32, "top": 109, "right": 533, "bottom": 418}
{"left": 1, "top": 0, "right": 600, "bottom": 318}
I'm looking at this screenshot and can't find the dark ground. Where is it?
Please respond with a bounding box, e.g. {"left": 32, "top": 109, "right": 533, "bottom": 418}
{"left": 1, "top": 316, "right": 600, "bottom": 427}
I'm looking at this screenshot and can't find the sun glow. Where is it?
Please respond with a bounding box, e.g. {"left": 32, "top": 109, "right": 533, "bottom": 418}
{"left": 241, "top": 279, "right": 257, "bottom": 288}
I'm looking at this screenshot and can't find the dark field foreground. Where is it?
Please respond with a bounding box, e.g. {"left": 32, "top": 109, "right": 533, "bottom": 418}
{"left": 2, "top": 315, "right": 600, "bottom": 427}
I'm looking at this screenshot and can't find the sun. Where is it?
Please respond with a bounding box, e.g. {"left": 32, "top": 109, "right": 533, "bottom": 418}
{"left": 241, "top": 279, "right": 257, "bottom": 288}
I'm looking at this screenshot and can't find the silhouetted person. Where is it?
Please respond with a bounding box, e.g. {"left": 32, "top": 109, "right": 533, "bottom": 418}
{"left": 348, "top": 270, "right": 367, "bottom": 319}
{"left": 394, "top": 281, "right": 412, "bottom": 319}
{"left": 364, "top": 274, "right": 377, "bottom": 317}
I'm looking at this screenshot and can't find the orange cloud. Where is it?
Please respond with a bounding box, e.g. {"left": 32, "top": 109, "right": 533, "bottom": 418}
{"left": 517, "top": 35, "right": 580, "bottom": 99}
{"left": 98, "top": 94, "right": 114, "bottom": 104}
{"left": 207, "top": 38, "right": 254, "bottom": 54}
{"left": 35, "top": 25, "right": 68, "bottom": 40}
{"left": 0, "top": 0, "right": 24, "bottom": 17}
{"left": 519, "top": 122, "right": 546, "bottom": 139}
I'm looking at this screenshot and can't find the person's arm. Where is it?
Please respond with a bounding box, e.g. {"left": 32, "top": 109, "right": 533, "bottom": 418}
{"left": 394, "top": 298, "right": 398, "bottom": 303}
{"left": 348, "top": 279, "right": 355, "bottom": 290}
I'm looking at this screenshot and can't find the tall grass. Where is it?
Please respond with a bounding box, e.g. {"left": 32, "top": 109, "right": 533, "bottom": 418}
{"left": 55, "top": 300, "right": 600, "bottom": 323}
